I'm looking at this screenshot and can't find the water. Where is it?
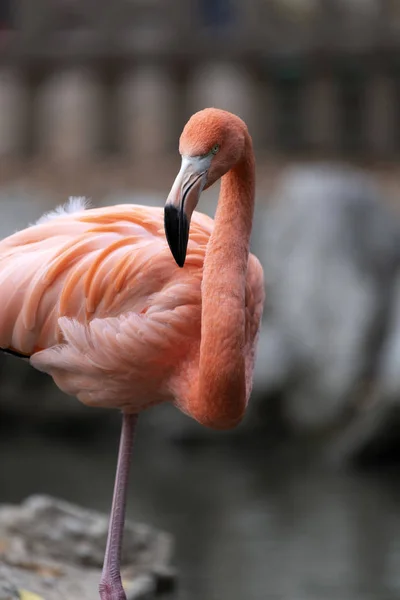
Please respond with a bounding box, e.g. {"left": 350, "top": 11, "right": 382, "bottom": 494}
{"left": 1, "top": 418, "right": 400, "bottom": 600}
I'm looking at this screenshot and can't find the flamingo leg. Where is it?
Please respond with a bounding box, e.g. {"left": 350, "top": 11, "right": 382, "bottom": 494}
{"left": 99, "top": 412, "right": 138, "bottom": 600}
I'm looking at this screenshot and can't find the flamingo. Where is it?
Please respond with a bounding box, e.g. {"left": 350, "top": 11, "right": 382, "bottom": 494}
{"left": 0, "top": 108, "right": 264, "bottom": 599}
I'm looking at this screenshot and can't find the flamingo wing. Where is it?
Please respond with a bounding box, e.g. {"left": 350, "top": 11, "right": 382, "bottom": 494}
{"left": 0, "top": 202, "right": 213, "bottom": 409}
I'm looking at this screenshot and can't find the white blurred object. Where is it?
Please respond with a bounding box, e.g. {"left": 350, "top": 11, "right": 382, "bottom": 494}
{"left": 253, "top": 164, "right": 400, "bottom": 457}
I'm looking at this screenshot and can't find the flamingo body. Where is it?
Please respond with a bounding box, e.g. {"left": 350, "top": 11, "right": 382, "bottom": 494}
{"left": 4, "top": 108, "right": 265, "bottom": 600}
{"left": 0, "top": 199, "right": 264, "bottom": 424}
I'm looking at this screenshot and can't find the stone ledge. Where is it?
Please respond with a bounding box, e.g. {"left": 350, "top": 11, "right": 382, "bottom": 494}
{"left": 0, "top": 495, "right": 176, "bottom": 600}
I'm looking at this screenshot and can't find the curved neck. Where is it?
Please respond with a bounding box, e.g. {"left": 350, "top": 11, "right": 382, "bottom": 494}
{"left": 189, "top": 132, "right": 255, "bottom": 429}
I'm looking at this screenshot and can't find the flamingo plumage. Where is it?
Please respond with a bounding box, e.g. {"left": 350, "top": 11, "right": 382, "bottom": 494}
{"left": 1, "top": 108, "right": 264, "bottom": 600}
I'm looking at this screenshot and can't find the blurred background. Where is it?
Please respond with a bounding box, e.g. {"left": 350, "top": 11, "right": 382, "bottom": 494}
{"left": 1, "top": 1, "right": 400, "bottom": 599}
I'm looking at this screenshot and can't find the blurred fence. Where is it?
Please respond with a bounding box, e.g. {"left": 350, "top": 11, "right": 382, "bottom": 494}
{"left": 0, "top": 0, "right": 400, "bottom": 161}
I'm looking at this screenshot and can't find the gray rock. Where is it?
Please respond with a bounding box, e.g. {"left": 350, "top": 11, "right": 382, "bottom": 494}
{"left": 252, "top": 164, "right": 400, "bottom": 460}
{"left": 0, "top": 495, "right": 176, "bottom": 600}
{"left": 0, "top": 577, "right": 19, "bottom": 600}
{"left": 126, "top": 575, "right": 155, "bottom": 600}
{"left": 377, "top": 274, "right": 400, "bottom": 402}
{"left": 0, "top": 560, "right": 155, "bottom": 600}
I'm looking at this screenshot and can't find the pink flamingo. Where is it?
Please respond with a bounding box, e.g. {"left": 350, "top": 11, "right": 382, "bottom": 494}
{"left": 0, "top": 108, "right": 264, "bottom": 599}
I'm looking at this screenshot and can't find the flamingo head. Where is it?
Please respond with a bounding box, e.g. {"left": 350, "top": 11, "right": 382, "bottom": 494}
{"left": 164, "top": 108, "right": 248, "bottom": 267}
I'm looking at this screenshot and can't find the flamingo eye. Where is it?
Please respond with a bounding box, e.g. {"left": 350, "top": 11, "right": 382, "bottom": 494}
{"left": 211, "top": 144, "right": 220, "bottom": 155}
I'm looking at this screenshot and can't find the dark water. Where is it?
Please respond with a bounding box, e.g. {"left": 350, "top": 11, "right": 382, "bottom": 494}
{"left": 1, "top": 417, "right": 400, "bottom": 600}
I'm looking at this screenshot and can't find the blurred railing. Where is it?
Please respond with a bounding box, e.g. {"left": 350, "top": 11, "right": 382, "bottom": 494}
{"left": 0, "top": 0, "right": 399, "bottom": 161}
{"left": 2, "top": 1, "right": 400, "bottom": 60}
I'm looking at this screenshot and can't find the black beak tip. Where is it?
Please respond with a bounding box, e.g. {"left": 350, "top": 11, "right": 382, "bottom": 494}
{"left": 164, "top": 204, "right": 189, "bottom": 268}
{"left": 175, "top": 255, "right": 185, "bottom": 269}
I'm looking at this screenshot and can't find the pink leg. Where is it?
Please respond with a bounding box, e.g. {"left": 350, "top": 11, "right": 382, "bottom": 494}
{"left": 99, "top": 412, "right": 138, "bottom": 600}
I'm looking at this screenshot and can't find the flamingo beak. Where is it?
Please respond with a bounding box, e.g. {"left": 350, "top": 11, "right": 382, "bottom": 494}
{"left": 164, "top": 156, "right": 210, "bottom": 267}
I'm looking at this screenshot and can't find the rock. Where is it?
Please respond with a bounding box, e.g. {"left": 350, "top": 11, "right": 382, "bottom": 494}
{"left": 125, "top": 575, "right": 155, "bottom": 600}
{"left": 0, "top": 495, "right": 176, "bottom": 600}
{"left": 0, "top": 494, "right": 174, "bottom": 571}
{"left": 353, "top": 272, "right": 400, "bottom": 466}
{"left": 0, "top": 577, "right": 19, "bottom": 600}
{"left": 251, "top": 164, "right": 400, "bottom": 461}
{"left": 377, "top": 273, "right": 400, "bottom": 403}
